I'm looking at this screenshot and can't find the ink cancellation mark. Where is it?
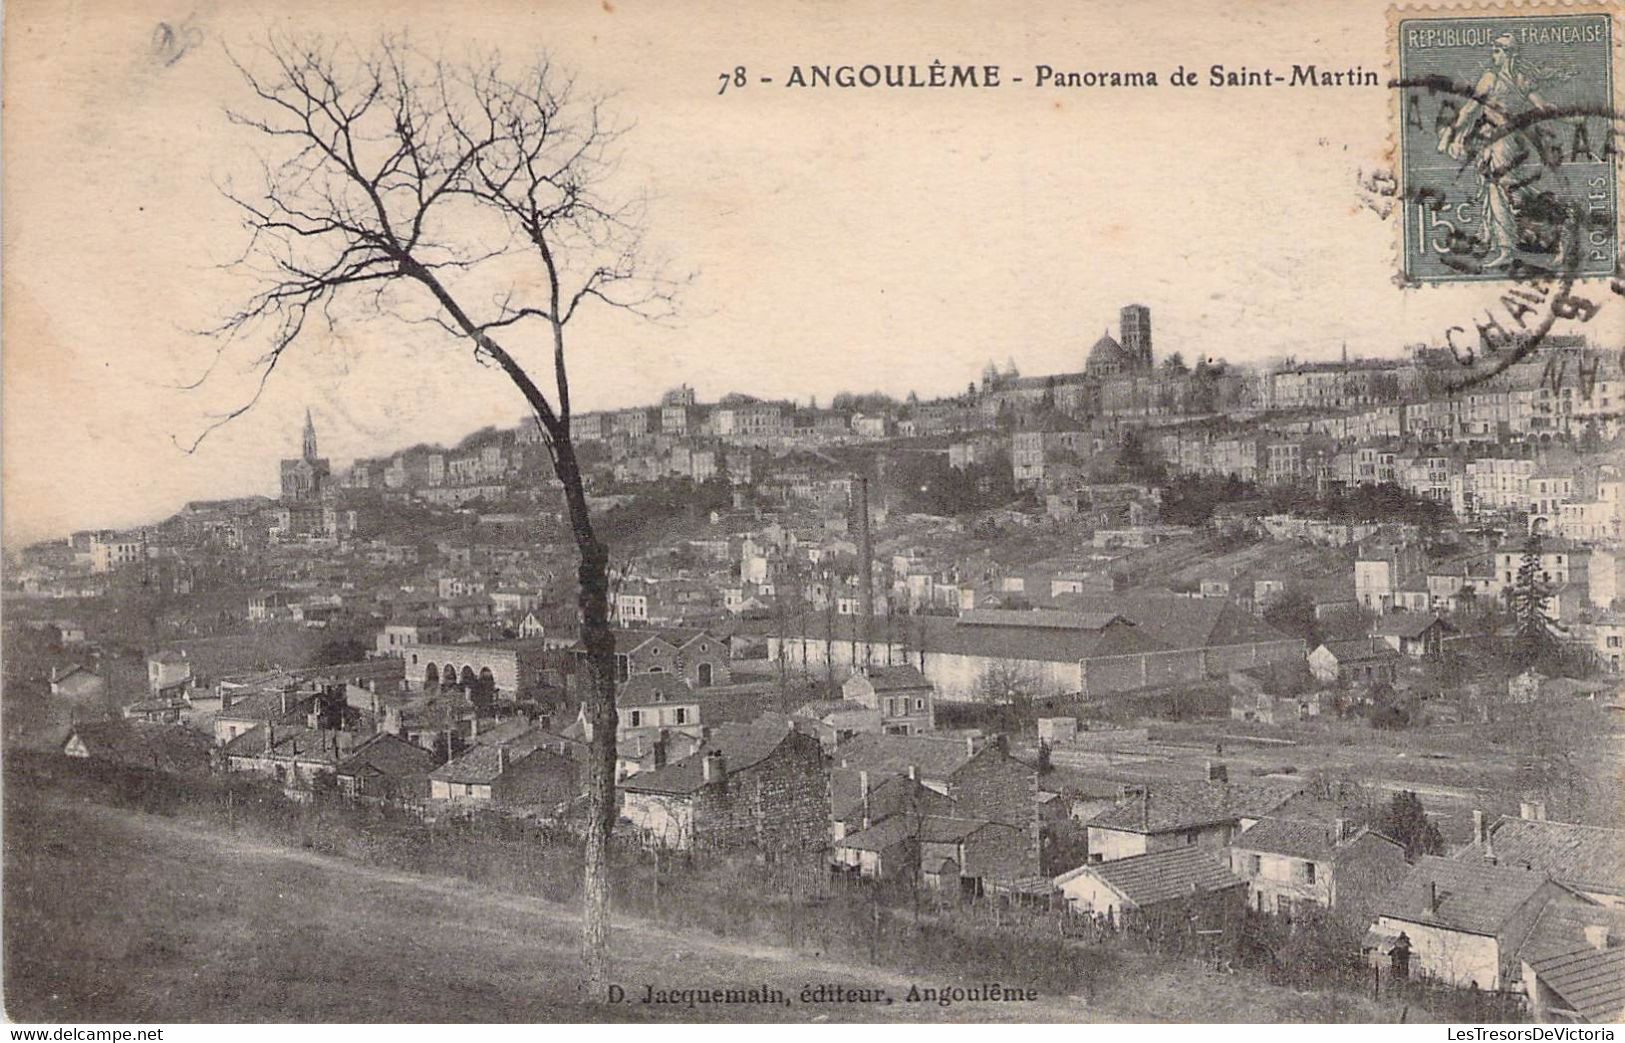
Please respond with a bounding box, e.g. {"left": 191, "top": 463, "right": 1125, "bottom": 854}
{"left": 1394, "top": 9, "right": 1618, "bottom": 285}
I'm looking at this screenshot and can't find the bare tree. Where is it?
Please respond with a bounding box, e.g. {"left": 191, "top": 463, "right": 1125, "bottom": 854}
{"left": 205, "top": 33, "right": 677, "bottom": 992}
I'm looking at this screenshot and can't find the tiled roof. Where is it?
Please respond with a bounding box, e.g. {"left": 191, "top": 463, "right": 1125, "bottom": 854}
{"left": 1380, "top": 856, "right": 1550, "bottom": 936}
{"left": 64, "top": 719, "right": 213, "bottom": 774}
{"left": 616, "top": 674, "right": 697, "bottom": 708}
{"left": 1056, "top": 847, "right": 1243, "bottom": 908}
{"left": 836, "top": 815, "right": 915, "bottom": 853}
{"left": 1525, "top": 947, "right": 1625, "bottom": 1022}
{"left": 1465, "top": 817, "right": 1625, "bottom": 897}
{"left": 1319, "top": 637, "right": 1400, "bottom": 663}
{"left": 336, "top": 733, "right": 437, "bottom": 779}
{"left": 1370, "top": 613, "right": 1453, "bottom": 639}
{"left": 917, "top": 815, "right": 993, "bottom": 844}
{"left": 856, "top": 665, "right": 933, "bottom": 692}
{"left": 835, "top": 733, "right": 976, "bottom": 781}
{"left": 217, "top": 689, "right": 318, "bottom": 722}
{"left": 619, "top": 722, "right": 804, "bottom": 796}
{"left": 957, "top": 609, "right": 1126, "bottom": 632}
{"left": 430, "top": 741, "right": 572, "bottom": 785}
{"left": 1090, "top": 780, "right": 1302, "bottom": 834}
{"left": 831, "top": 769, "right": 959, "bottom": 827}
{"left": 1232, "top": 818, "right": 1395, "bottom": 861}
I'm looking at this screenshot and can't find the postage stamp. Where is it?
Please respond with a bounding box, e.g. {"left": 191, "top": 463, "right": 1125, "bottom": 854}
{"left": 1393, "top": 7, "right": 1618, "bottom": 283}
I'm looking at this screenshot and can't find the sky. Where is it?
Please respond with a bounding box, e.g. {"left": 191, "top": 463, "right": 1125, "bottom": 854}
{"left": 3, "top": 0, "right": 1608, "bottom": 546}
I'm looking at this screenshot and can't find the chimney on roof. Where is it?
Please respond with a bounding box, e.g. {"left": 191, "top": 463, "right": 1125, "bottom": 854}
{"left": 265, "top": 717, "right": 275, "bottom": 751}
{"left": 1520, "top": 800, "right": 1547, "bottom": 822}
{"left": 1142, "top": 787, "right": 1152, "bottom": 831}
{"left": 1473, "top": 809, "right": 1488, "bottom": 845}
{"left": 1585, "top": 924, "right": 1614, "bottom": 952}
{"left": 1334, "top": 817, "right": 1348, "bottom": 842}
{"left": 965, "top": 735, "right": 977, "bottom": 758}
{"left": 653, "top": 734, "right": 668, "bottom": 770}
{"left": 1425, "top": 880, "right": 1439, "bottom": 914}
{"left": 907, "top": 764, "right": 918, "bottom": 781}
{"left": 702, "top": 750, "right": 727, "bottom": 786}
{"left": 496, "top": 746, "right": 509, "bottom": 774}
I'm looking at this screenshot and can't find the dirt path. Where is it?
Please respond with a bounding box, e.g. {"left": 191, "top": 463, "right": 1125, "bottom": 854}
{"left": 8, "top": 792, "right": 1107, "bottom": 1023}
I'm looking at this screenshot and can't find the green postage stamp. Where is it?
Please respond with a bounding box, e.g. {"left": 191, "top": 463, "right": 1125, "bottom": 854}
{"left": 1394, "top": 6, "right": 1619, "bottom": 283}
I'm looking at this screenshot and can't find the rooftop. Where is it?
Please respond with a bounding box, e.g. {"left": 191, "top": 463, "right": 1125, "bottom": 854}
{"left": 1055, "top": 846, "right": 1243, "bottom": 908}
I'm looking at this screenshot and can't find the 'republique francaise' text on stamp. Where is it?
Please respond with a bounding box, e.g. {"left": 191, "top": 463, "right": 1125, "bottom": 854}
{"left": 1395, "top": 8, "right": 1617, "bottom": 284}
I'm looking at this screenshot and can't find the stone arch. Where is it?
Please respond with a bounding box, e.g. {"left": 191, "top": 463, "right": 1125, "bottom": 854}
{"left": 460, "top": 665, "right": 478, "bottom": 688}
{"left": 478, "top": 667, "right": 496, "bottom": 697}
{"left": 697, "top": 662, "right": 713, "bottom": 687}
{"left": 425, "top": 663, "right": 440, "bottom": 687}
{"left": 443, "top": 663, "right": 458, "bottom": 687}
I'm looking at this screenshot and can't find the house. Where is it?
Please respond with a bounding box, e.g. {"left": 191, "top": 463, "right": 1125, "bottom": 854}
{"left": 1363, "top": 856, "right": 1581, "bottom": 991}
{"left": 1457, "top": 811, "right": 1625, "bottom": 908}
{"left": 213, "top": 685, "right": 322, "bottom": 745}
{"left": 841, "top": 665, "right": 936, "bottom": 735}
{"left": 222, "top": 723, "right": 360, "bottom": 788}
{"left": 792, "top": 699, "right": 884, "bottom": 751}
{"left": 146, "top": 650, "right": 192, "bottom": 697}
{"left": 917, "top": 815, "right": 1038, "bottom": 896}
{"left": 619, "top": 723, "right": 827, "bottom": 852}
{"left": 1054, "top": 846, "right": 1246, "bottom": 923}
{"left": 1370, "top": 613, "right": 1455, "bottom": 658}
{"left": 1308, "top": 638, "right": 1402, "bottom": 686}
{"left": 1085, "top": 778, "right": 1302, "bottom": 863}
{"left": 1523, "top": 937, "right": 1625, "bottom": 1022}
{"left": 1229, "top": 817, "right": 1409, "bottom": 921}
{"left": 615, "top": 674, "right": 703, "bottom": 741}
{"left": 122, "top": 698, "right": 187, "bottom": 724}
{"left": 428, "top": 729, "right": 580, "bottom": 808}
{"left": 48, "top": 664, "right": 105, "bottom": 701}
{"left": 62, "top": 719, "right": 213, "bottom": 775}
{"left": 334, "top": 732, "right": 439, "bottom": 803}
{"left": 831, "top": 769, "right": 960, "bottom": 842}
{"left": 582, "top": 628, "right": 732, "bottom": 688}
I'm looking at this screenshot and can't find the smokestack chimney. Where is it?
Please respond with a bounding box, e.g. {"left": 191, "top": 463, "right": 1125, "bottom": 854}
{"left": 857, "top": 474, "right": 873, "bottom": 666}
{"left": 702, "top": 750, "right": 726, "bottom": 786}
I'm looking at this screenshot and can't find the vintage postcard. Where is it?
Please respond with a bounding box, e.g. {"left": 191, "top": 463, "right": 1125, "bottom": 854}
{"left": 3, "top": 0, "right": 1623, "bottom": 1030}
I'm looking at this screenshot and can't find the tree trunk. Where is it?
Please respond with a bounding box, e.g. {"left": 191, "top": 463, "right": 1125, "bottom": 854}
{"left": 555, "top": 436, "right": 619, "bottom": 998}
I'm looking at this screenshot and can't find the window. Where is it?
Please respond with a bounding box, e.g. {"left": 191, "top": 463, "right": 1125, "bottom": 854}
{"left": 1185, "top": 830, "right": 1199, "bottom": 845}
{"left": 915, "top": 698, "right": 925, "bottom": 710}
{"left": 1300, "top": 861, "right": 1317, "bottom": 884}
{"left": 629, "top": 710, "right": 642, "bottom": 727}
{"left": 675, "top": 708, "right": 687, "bottom": 725}
{"left": 1248, "top": 854, "right": 1261, "bottom": 875}
{"left": 614, "top": 654, "right": 629, "bottom": 682}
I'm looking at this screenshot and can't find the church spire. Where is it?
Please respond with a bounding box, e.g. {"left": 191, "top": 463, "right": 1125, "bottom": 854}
{"left": 302, "top": 408, "right": 318, "bottom": 461}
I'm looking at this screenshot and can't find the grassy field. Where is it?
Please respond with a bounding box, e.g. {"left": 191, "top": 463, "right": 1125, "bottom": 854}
{"left": 2, "top": 774, "right": 1422, "bottom": 1024}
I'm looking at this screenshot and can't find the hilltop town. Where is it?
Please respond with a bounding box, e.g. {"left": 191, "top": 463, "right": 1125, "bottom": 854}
{"left": 7, "top": 304, "right": 1624, "bottom": 1022}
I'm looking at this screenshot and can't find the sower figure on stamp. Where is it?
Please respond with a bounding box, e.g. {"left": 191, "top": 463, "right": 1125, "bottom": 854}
{"left": 1437, "top": 32, "right": 1551, "bottom": 270}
